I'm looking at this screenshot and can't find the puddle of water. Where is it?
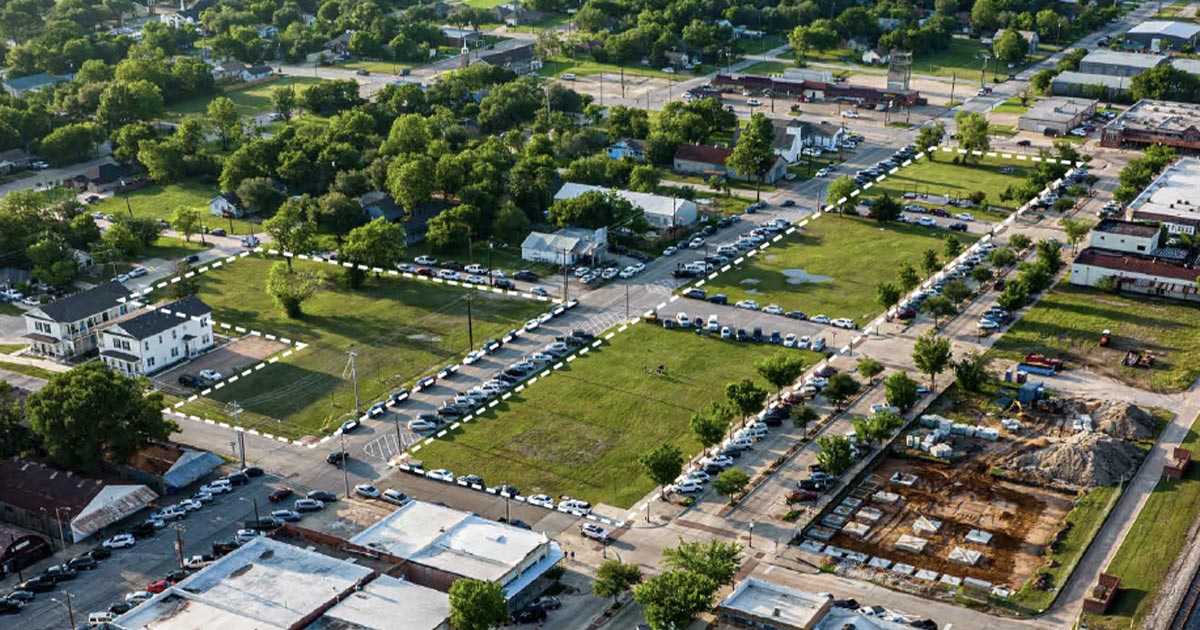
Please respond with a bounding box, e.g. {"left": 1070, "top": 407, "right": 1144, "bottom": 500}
{"left": 781, "top": 269, "right": 833, "bottom": 285}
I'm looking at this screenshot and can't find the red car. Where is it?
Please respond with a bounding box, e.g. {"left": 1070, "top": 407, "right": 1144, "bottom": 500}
{"left": 267, "top": 487, "right": 293, "bottom": 502}
{"left": 146, "top": 579, "right": 172, "bottom": 594}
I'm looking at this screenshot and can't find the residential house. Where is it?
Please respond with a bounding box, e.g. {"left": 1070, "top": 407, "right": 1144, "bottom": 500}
{"left": 862, "top": 49, "right": 889, "bottom": 65}
{"left": 1069, "top": 220, "right": 1200, "bottom": 301}
{"left": 2, "top": 73, "right": 68, "bottom": 97}
{"left": 359, "top": 191, "right": 439, "bottom": 244}
{"left": 789, "top": 120, "right": 846, "bottom": 151}
{"left": 23, "top": 282, "right": 133, "bottom": 360}
{"left": 476, "top": 43, "right": 540, "bottom": 75}
{"left": 308, "top": 31, "right": 354, "bottom": 61}
{"left": 210, "top": 60, "right": 248, "bottom": 83}
{"left": 70, "top": 248, "right": 93, "bottom": 269}
{"left": 1126, "top": 20, "right": 1200, "bottom": 51}
{"left": 0, "top": 148, "right": 34, "bottom": 172}
{"left": 255, "top": 24, "right": 279, "bottom": 38}
{"left": 554, "top": 182, "right": 699, "bottom": 228}
{"left": 992, "top": 28, "right": 1040, "bottom": 54}
{"left": 441, "top": 27, "right": 483, "bottom": 48}
{"left": 606, "top": 139, "right": 647, "bottom": 162}
{"left": 877, "top": 17, "right": 902, "bottom": 31}
{"left": 731, "top": 118, "right": 812, "bottom": 163}
{"left": 239, "top": 64, "right": 274, "bottom": 83}
{"left": 209, "top": 192, "right": 244, "bottom": 218}
{"left": 99, "top": 296, "right": 214, "bottom": 376}
{"left": 159, "top": 0, "right": 215, "bottom": 28}
{"left": 664, "top": 51, "right": 692, "bottom": 68}
{"left": 494, "top": 3, "right": 541, "bottom": 26}
{"left": 521, "top": 227, "right": 608, "bottom": 266}
{"left": 673, "top": 144, "right": 789, "bottom": 184}
{"left": 83, "top": 162, "right": 145, "bottom": 194}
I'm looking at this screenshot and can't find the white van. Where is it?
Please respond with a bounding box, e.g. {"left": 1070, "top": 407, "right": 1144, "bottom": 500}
{"left": 811, "top": 337, "right": 827, "bottom": 352}
{"left": 676, "top": 312, "right": 690, "bottom": 326}
{"left": 717, "top": 245, "right": 738, "bottom": 256}
{"left": 707, "top": 315, "right": 720, "bottom": 331}
{"left": 89, "top": 612, "right": 117, "bottom": 625}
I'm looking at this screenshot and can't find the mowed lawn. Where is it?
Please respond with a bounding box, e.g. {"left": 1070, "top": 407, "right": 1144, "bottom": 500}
{"left": 417, "top": 325, "right": 821, "bottom": 508}
{"left": 1083, "top": 413, "right": 1200, "bottom": 628}
{"left": 177, "top": 256, "right": 544, "bottom": 437}
{"left": 91, "top": 182, "right": 261, "bottom": 235}
{"left": 701, "top": 216, "right": 976, "bottom": 326}
{"left": 163, "top": 76, "right": 326, "bottom": 120}
{"left": 915, "top": 37, "right": 1049, "bottom": 79}
{"left": 863, "top": 155, "right": 1035, "bottom": 220}
{"left": 992, "top": 284, "right": 1200, "bottom": 393}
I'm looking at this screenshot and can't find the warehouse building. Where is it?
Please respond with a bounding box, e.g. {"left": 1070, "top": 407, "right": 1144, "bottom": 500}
{"left": 1018, "top": 97, "right": 1097, "bottom": 135}
{"left": 1078, "top": 50, "right": 1167, "bottom": 77}
{"left": 1125, "top": 20, "right": 1200, "bottom": 51}
{"left": 1101, "top": 99, "right": 1200, "bottom": 150}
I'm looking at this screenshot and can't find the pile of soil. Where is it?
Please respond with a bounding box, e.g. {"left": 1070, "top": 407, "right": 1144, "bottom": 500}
{"left": 1088, "top": 401, "right": 1159, "bottom": 441}
{"left": 1008, "top": 432, "right": 1143, "bottom": 488}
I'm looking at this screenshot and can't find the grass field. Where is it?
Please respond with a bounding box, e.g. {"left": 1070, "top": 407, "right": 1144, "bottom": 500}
{"left": 416, "top": 324, "right": 821, "bottom": 508}
{"left": 539, "top": 58, "right": 707, "bottom": 80}
{"left": 700, "top": 215, "right": 976, "bottom": 326}
{"left": 862, "top": 155, "right": 1036, "bottom": 221}
{"left": 144, "top": 236, "right": 212, "bottom": 261}
{"left": 176, "top": 256, "right": 544, "bottom": 437}
{"left": 992, "top": 284, "right": 1200, "bottom": 393}
{"left": 916, "top": 38, "right": 1048, "bottom": 80}
{"left": 0, "top": 303, "right": 20, "bottom": 316}
{"left": 1083, "top": 412, "right": 1200, "bottom": 627}
{"left": 333, "top": 59, "right": 413, "bottom": 75}
{"left": 0, "top": 359, "right": 56, "bottom": 380}
{"left": 91, "top": 183, "right": 262, "bottom": 235}
{"left": 992, "top": 96, "right": 1035, "bottom": 114}
{"left": 0, "top": 343, "right": 24, "bottom": 354}
{"left": 163, "top": 76, "right": 326, "bottom": 120}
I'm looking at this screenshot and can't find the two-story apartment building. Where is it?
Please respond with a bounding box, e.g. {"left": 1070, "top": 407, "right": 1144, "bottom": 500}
{"left": 100, "top": 297, "right": 215, "bottom": 376}
{"left": 1069, "top": 219, "right": 1200, "bottom": 301}
{"left": 23, "top": 283, "right": 133, "bottom": 360}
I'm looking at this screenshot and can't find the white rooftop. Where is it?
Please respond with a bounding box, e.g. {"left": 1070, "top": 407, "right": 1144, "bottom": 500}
{"left": 718, "top": 577, "right": 830, "bottom": 628}
{"left": 554, "top": 182, "right": 697, "bottom": 219}
{"left": 1129, "top": 20, "right": 1200, "bottom": 39}
{"left": 115, "top": 537, "right": 373, "bottom": 630}
{"left": 1021, "top": 97, "right": 1096, "bottom": 124}
{"left": 1128, "top": 156, "right": 1200, "bottom": 222}
{"left": 1080, "top": 49, "right": 1167, "bottom": 69}
{"left": 350, "top": 500, "right": 560, "bottom": 587}
{"left": 319, "top": 575, "right": 450, "bottom": 630}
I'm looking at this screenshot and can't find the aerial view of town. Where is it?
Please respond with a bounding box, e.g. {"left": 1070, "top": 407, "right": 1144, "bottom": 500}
{"left": 4, "top": 0, "right": 1200, "bottom": 628}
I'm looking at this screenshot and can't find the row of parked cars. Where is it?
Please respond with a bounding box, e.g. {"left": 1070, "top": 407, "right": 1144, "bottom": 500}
{"left": 854, "top": 145, "right": 918, "bottom": 187}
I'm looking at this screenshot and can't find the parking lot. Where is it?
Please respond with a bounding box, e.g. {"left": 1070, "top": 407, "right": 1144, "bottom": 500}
{"left": 153, "top": 334, "right": 289, "bottom": 395}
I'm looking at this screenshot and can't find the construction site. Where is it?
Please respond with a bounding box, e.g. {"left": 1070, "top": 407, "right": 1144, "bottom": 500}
{"left": 800, "top": 377, "right": 1162, "bottom": 599}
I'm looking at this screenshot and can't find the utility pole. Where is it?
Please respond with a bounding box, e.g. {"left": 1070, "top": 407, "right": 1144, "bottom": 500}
{"left": 339, "top": 432, "right": 351, "bottom": 498}
{"left": 560, "top": 248, "right": 570, "bottom": 301}
{"left": 252, "top": 497, "right": 260, "bottom": 524}
{"left": 487, "top": 241, "right": 494, "bottom": 287}
{"left": 174, "top": 524, "right": 185, "bottom": 569}
{"left": 950, "top": 71, "right": 956, "bottom": 105}
{"left": 9, "top": 533, "right": 22, "bottom": 581}
{"left": 503, "top": 483, "right": 511, "bottom": 522}
{"left": 466, "top": 297, "right": 474, "bottom": 351}
{"left": 392, "top": 412, "right": 403, "bottom": 460}
{"left": 625, "top": 284, "right": 629, "bottom": 320}
{"left": 53, "top": 592, "right": 76, "bottom": 630}
{"left": 347, "top": 350, "right": 360, "bottom": 415}
{"left": 229, "top": 402, "right": 245, "bottom": 469}
{"left": 980, "top": 53, "right": 990, "bottom": 89}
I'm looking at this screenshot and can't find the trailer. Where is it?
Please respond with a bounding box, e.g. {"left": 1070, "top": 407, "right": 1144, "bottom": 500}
{"left": 1024, "top": 353, "right": 1064, "bottom": 371}
{"left": 1017, "top": 363, "right": 1057, "bottom": 376}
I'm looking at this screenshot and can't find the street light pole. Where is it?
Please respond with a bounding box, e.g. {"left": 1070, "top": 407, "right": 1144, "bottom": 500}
{"left": 54, "top": 508, "right": 71, "bottom": 552}
{"left": 340, "top": 432, "right": 352, "bottom": 498}
{"left": 749, "top": 521, "right": 755, "bottom": 548}
{"left": 51, "top": 592, "right": 76, "bottom": 630}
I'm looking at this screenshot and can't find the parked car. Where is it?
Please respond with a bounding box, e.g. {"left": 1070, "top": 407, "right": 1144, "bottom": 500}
{"left": 103, "top": 534, "right": 136, "bottom": 549}
{"left": 580, "top": 523, "right": 610, "bottom": 541}
{"left": 268, "top": 487, "right": 293, "bottom": 502}
{"left": 354, "top": 484, "right": 382, "bottom": 499}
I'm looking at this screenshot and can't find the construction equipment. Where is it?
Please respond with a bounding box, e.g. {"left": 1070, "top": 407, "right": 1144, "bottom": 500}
{"left": 1099, "top": 329, "right": 1112, "bottom": 347}
{"left": 1122, "top": 350, "right": 1155, "bottom": 368}
{"left": 1025, "top": 353, "right": 1064, "bottom": 371}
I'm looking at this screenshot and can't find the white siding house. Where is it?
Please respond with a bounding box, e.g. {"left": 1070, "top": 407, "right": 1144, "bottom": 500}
{"left": 24, "top": 283, "right": 133, "bottom": 360}
{"left": 520, "top": 227, "right": 607, "bottom": 266}
{"left": 553, "top": 183, "right": 698, "bottom": 228}
{"left": 100, "top": 297, "right": 215, "bottom": 376}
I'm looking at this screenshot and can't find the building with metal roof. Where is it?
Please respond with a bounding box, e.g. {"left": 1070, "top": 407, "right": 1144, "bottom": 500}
{"left": 1126, "top": 20, "right": 1200, "bottom": 50}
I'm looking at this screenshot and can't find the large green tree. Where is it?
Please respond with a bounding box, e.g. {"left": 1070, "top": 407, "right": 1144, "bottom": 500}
{"left": 753, "top": 350, "right": 806, "bottom": 395}
{"left": 884, "top": 371, "right": 920, "bottom": 411}
{"left": 640, "top": 443, "right": 684, "bottom": 509}
{"left": 662, "top": 539, "right": 743, "bottom": 585}
{"left": 725, "top": 378, "right": 767, "bottom": 417}
{"left": 912, "top": 331, "right": 952, "bottom": 389}
{"left": 592, "top": 560, "right": 643, "bottom": 606}
{"left": 265, "top": 260, "right": 321, "bottom": 318}
{"left": 263, "top": 199, "right": 317, "bottom": 268}
{"left": 27, "top": 363, "right": 175, "bottom": 472}
{"left": 341, "top": 217, "right": 407, "bottom": 277}
{"left": 726, "top": 113, "right": 776, "bottom": 202}
{"left": 634, "top": 570, "right": 718, "bottom": 630}
{"left": 448, "top": 579, "right": 507, "bottom": 630}
{"left": 954, "top": 111, "right": 991, "bottom": 159}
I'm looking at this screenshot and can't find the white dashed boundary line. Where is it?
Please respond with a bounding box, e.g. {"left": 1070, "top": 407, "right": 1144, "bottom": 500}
{"left": 392, "top": 314, "right": 647, "bottom": 529}
{"left": 675, "top": 144, "right": 1086, "bottom": 337}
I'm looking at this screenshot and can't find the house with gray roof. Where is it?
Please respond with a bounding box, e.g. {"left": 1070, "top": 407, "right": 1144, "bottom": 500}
{"left": 99, "top": 296, "right": 214, "bottom": 376}
{"left": 2, "top": 73, "right": 68, "bottom": 97}
{"left": 1078, "top": 50, "right": 1167, "bottom": 77}
{"left": 24, "top": 283, "right": 133, "bottom": 360}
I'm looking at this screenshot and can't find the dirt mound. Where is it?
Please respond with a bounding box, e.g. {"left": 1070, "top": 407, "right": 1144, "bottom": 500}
{"left": 1008, "top": 432, "right": 1143, "bottom": 488}
{"left": 1087, "top": 401, "right": 1158, "bottom": 441}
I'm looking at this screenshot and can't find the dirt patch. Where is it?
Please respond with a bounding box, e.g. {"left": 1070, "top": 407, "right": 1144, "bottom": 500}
{"left": 827, "top": 456, "right": 1075, "bottom": 589}
{"left": 1007, "top": 432, "right": 1143, "bottom": 488}
{"left": 1087, "top": 401, "right": 1159, "bottom": 441}
{"left": 154, "top": 334, "right": 289, "bottom": 394}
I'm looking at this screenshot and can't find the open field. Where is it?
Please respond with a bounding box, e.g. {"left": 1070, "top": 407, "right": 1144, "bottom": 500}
{"left": 174, "top": 256, "right": 544, "bottom": 437}
{"left": 992, "top": 284, "right": 1200, "bottom": 393}
{"left": 915, "top": 38, "right": 1050, "bottom": 80}
{"left": 144, "top": 236, "right": 212, "bottom": 261}
{"left": 0, "top": 303, "right": 20, "bottom": 316}
{"left": 539, "top": 58, "right": 708, "bottom": 80}
{"left": 741, "top": 60, "right": 793, "bottom": 75}
{"left": 862, "top": 155, "right": 1036, "bottom": 221}
{"left": 91, "top": 183, "right": 262, "bottom": 235}
{"left": 416, "top": 324, "right": 821, "bottom": 508}
{"left": 163, "top": 76, "right": 326, "bottom": 120}
{"left": 0, "top": 359, "right": 56, "bottom": 380}
{"left": 991, "top": 96, "right": 1035, "bottom": 115}
{"left": 333, "top": 59, "right": 413, "bottom": 75}
{"left": 700, "top": 216, "right": 976, "bottom": 326}
{"left": 1083, "top": 412, "right": 1200, "bottom": 628}
{"left": 0, "top": 344, "right": 24, "bottom": 354}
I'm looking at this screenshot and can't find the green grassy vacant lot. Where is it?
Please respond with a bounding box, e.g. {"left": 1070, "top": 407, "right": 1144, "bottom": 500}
{"left": 417, "top": 324, "right": 821, "bottom": 508}
{"left": 992, "top": 284, "right": 1200, "bottom": 393}
{"left": 177, "top": 256, "right": 544, "bottom": 437}
{"left": 163, "top": 76, "right": 326, "bottom": 120}
{"left": 1083, "top": 413, "right": 1200, "bottom": 628}
{"left": 91, "top": 183, "right": 261, "bottom": 235}
{"left": 701, "top": 216, "right": 976, "bottom": 326}
{"left": 333, "top": 59, "right": 412, "bottom": 75}
{"left": 916, "top": 38, "right": 1048, "bottom": 79}
{"left": 741, "top": 61, "right": 793, "bottom": 75}
{"left": 992, "top": 96, "right": 1035, "bottom": 114}
{"left": 539, "top": 58, "right": 702, "bottom": 80}
{"left": 863, "top": 155, "right": 1035, "bottom": 221}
